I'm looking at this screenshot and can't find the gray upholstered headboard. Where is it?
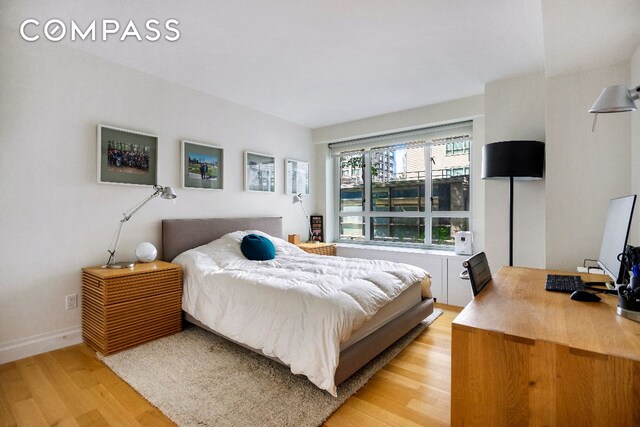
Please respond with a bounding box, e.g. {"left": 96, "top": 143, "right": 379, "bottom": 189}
{"left": 161, "top": 217, "right": 283, "bottom": 261}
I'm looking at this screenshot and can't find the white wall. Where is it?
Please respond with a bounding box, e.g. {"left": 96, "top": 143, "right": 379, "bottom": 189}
{"left": 483, "top": 72, "right": 546, "bottom": 272}
{"left": 0, "top": 27, "right": 314, "bottom": 355}
{"left": 545, "top": 63, "right": 631, "bottom": 270}
{"left": 312, "top": 95, "right": 484, "bottom": 144}
{"left": 312, "top": 95, "right": 485, "bottom": 248}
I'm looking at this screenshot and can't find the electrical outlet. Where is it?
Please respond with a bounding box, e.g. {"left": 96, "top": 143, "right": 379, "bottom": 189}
{"left": 65, "top": 294, "right": 78, "bottom": 310}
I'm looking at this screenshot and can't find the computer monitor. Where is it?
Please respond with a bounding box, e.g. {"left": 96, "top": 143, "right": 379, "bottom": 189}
{"left": 597, "top": 195, "right": 636, "bottom": 284}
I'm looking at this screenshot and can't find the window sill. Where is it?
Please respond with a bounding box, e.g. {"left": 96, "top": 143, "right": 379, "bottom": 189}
{"left": 335, "top": 242, "right": 463, "bottom": 257}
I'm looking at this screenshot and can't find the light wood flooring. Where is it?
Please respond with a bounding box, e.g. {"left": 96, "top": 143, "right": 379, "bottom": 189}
{"left": 0, "top": 304, "right": 461, "bottom": 426}
{"left": 325, "top": 305, "right": 460, "bottom": 427}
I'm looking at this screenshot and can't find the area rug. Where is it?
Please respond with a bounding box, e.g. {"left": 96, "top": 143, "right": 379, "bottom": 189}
{"left": 100, "top": 309, "right": 442, "bottom": 427}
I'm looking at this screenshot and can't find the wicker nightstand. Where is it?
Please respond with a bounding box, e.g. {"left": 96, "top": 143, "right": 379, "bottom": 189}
{"left": 81, "top": 261, "right": 183, "bottom": 355}
{"left": 296, "top": 242, "right": 336, "bottom": 256}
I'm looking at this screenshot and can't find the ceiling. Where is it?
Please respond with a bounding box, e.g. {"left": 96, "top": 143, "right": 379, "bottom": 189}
{"left": 1, "top": 1, "right": 639, "bottom": 128}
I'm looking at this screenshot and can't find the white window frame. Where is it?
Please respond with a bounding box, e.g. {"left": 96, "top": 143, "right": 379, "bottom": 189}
{"left": 333, "top": 123, "right": 473, "bottom": 249}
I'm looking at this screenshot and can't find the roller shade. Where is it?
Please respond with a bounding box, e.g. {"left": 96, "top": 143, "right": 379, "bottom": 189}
{"left": 329, "top": 121, "right": 473, "bottom": 157}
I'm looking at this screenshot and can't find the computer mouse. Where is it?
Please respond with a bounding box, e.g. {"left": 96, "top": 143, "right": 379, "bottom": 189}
{"left": 570, "top": 290, "right": 601, "bottom": 302}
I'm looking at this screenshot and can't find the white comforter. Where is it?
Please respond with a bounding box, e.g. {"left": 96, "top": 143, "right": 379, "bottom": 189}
{"left": 173, "top": 231, "right": 431, "bottom": 396}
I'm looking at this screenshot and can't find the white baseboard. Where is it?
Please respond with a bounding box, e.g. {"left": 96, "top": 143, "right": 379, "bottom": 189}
{"left": 0, "top": 326, "right": 83, "bottom": 364}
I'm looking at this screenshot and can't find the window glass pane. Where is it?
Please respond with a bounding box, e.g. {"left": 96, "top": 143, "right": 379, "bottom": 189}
{"left": 431, "top": 142, "right": 470, "bottom": 212}
{"left": 431, "top": 217, "right": 469, "bottom": 245}
{"left": 445, "top": 140, "right": 470, "bottom": 156}
{"left": 371, "top": 217, "right": 425, "bottom": 243}
{"left": 339, "top": 154, "right": 364, "bottom": 212}
{"left": 370, "top": 146, "right": 425, "bottom": 212}
{"left": 339, "top": 216, "right": 365, "bottom": 240}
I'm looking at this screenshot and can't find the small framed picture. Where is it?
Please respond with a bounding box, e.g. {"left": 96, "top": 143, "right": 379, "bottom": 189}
{"left": 97, "top": 124, "right": 158, "bottom": 186}
{"left": 285, "top": 159, "right": 310, "bottom": 195}
{"left": 245, "top": 151, "right": 276, "bottom": 192}
{"left": 181, "top": 140, "right": 224, "bottom": 190}
{"left": 310, "top": 215, "right": 324, "bottom": 242}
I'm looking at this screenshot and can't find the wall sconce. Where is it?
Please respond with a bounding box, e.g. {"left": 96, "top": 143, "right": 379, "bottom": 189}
{"left": 589, "top": 85, "right": 640, "bottom": 131}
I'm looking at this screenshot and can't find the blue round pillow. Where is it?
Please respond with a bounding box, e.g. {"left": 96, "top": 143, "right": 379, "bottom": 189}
{"left": 240, "top": 234, "right": 276, "bottom": 261}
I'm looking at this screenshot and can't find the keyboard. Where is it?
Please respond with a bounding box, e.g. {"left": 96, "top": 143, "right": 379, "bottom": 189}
{"left": 545, "top": 274, "right": 585, "bottom": 292}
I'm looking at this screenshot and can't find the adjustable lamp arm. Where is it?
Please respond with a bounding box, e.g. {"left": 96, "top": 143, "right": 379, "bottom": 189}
{"left": 122, "top": 185, "right": 164, "bottom": 221}
{"left": 294, "top": 193, "right": 315, "bottom": 242}
{"left": 105, "top": 185, "right": 175, "bottom": 267}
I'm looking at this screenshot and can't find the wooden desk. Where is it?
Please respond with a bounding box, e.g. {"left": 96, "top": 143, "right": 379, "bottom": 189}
{"left": 451, "top": 267, "right": 640, "bottom": 426}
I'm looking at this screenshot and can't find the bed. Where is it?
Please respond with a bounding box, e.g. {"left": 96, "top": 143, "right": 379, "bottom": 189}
{"left": 162, "top": 217, "right": 434, "bottom": 396}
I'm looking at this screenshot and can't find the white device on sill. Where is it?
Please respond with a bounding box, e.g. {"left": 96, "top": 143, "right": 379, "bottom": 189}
{"left": 454, "top": 231, "right": 473, "bottom": 255}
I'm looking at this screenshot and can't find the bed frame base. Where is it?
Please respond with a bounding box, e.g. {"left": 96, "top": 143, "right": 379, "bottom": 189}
{"left": 162, "top": 217, "right": 435, "bottom": 388}
{"left": 184, "top": 297, "right": 433, "bottom": 386}
{"left": 334, "top": 297, "right": 433, "bottom": 385}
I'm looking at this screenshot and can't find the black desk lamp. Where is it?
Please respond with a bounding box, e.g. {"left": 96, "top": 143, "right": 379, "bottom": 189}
{"left": 482, "top": 141, "right": 544, "bottom": 266}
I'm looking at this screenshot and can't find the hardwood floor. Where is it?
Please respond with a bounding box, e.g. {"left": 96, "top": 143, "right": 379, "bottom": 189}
{"left": 325, "top": 305, "right": 461, "bottom": 427}
{"left": 0, "top": 343, "right": 173, "bottom": 426}
{"left": 0, "top": 304, "right": 461, "bottom": 426}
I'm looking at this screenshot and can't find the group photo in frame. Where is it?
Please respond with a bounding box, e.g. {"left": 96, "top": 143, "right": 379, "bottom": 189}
{"left": 285, "top": 158, "right": 310, "bottom": 195}
{"left": 244, "top": 151, "right": 276, "bottom": 192}
{"left": 97, "top": 124, "right": 158, "bottom": 186}
{"left": 182, "top": 140, "right": 224, "bottom": 190}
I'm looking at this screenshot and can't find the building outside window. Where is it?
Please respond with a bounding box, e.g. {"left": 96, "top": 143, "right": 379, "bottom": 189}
{"left": 334, "top": 122, "right": 472, "bottom": 247}
{"left": 445, "top": 140, "right": 470, "bottom": 156}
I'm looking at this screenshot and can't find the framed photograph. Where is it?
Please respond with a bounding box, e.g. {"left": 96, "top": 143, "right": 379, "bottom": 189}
{"left": 181, "top": 140, "right": 224, "bottom": 190}
{"left": 244, "top": 151, "right": 276, "bottom": 192}
{"left": 310, "top": 215, "right": 324, "bottom": 242}
{"left": 285, "top": 158, "right": 310, "bottom": 195}
{"left": 97, "top": 124, "right": 157, "bottom": 186}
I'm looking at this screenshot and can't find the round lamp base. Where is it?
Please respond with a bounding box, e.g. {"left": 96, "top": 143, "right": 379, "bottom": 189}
{"left": 103, "top": 261, "right": 135, "bottom": 269}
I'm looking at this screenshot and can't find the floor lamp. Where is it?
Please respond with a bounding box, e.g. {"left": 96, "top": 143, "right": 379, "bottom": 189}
{"left": 482, "top": 141, "right": 544, "bottom": 266}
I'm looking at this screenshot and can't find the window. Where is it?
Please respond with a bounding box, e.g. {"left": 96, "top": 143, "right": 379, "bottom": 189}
{"left": 333, "top": 122, "right": 472, "bottom": 247}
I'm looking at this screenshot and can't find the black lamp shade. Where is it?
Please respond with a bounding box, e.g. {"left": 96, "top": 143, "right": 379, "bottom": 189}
{"left": 482, "top": 140, "right": 544, "bottom": 180}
